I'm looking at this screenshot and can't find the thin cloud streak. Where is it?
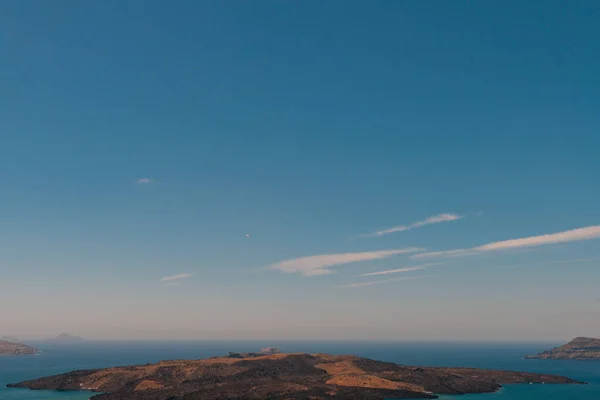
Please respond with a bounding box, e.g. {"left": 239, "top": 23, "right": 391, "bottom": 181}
{"left": 338, "top": 275, "right": 430, "bottom": 288}
{"left": 412, "top": 249, "right": 479, "bottom": 259}
{"left": 160, "top": 273, "right": 192, "bottom": 282}
{"left": 137, "top": 178, "right": 153, "bottom": 184}
{"left": 358, "top": 263, "right": 441, "bottom": 277}
{"left": 476, "top": 226, "right": 600, "bottom": 251}
{"left": 366, "top": 213, "right": 463, "bottom": 237}
{"left": 269, "top": 248, "right": 424, "bottom": 277}
{"left": 412, "top": 225, "right": 600, "bottom": 259}
{"left": 358, "top": 266, "right": 424, "bottom": 277}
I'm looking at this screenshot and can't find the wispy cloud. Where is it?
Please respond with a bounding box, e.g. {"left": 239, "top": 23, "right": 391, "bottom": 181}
{"left": 137, "top": 178, "right": 153, "bottom": 184}
{"left": 357, "top": 263, "right": 441, "bottom": 277}
{"left": 160, "top": 273, "right": 191, "bottom": 282}
{"left": 269, "top": 248, "right": 424, "bottom": 276}
{"left": 412, "top": 249, "right": 479, "bottom": 259}
{"left": 476, "top": 226, "right": 600, "bottom": 251}
{"left": 338, "top": 275, "right": 429, "bottom": 288}
{"left": 366, "top": 213, "right": 463, "bottom": 237}
{"left": 412, "top": 225, "right": 600, "bottom": 259}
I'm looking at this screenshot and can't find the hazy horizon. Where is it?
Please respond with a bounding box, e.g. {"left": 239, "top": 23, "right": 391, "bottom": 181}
{"left": 0, "top": 330, "right": 586, "bottom": 343}
{"left": 2, "top": 1, "right": 599, "bottom": 342}
{"left": 4, "top": 316, "right": 598, "bottom": 342}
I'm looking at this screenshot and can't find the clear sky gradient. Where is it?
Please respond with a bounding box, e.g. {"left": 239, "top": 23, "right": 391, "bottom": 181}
{"left": 1, "top": 0, "right": 599, "bottom": 341}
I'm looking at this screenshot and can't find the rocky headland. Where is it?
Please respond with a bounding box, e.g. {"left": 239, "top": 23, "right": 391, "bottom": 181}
{"left": 0, "top": 340, "right": 37, "bottom": 356}
{"left": 526, "top": 337, "right": 600, "bottom": 360}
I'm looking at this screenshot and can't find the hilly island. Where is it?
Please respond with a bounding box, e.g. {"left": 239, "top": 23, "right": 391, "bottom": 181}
{"left": 0, "top": 340, "right": 37, "bottom": 356}
{"left": 526, "top": 337, "right": 600, "bottom": 360}
{"left": 8, "top": 351, "right": 583, "bottom": 399}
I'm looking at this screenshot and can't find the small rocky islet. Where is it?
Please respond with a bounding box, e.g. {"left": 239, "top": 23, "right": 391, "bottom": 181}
{"left": 8, "top": 350, "right": 584, "bottom": 399}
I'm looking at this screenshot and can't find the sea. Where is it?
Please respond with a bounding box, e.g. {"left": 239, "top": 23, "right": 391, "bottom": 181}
{"left": 1, "top": 341, "right": 598, "bottom": 400}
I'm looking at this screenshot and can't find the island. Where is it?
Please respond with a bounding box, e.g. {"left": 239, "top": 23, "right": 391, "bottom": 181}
{"left": 0, "top": 340, "right": 37, "bottom": 356}
{"left": 7, "top": 351, "right": 583, "bottom": 399}
{"left": 525, "top": 337, "right": 600, "bottom": 360}
{"left": 226, "top": 347, "right": 282, "bottom": 359}
{"left": 47, "top": 333, "right": 83, "bottom": 342}
{"left": 1, "top": 335, "right": 21, "bottom": 343}
{"left": 260, "top": 346, "right": 282, "bottom": 354}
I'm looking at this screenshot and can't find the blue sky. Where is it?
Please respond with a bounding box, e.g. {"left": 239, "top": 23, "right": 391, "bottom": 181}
{"left": 1, "top": 1, "right": 599, "bottom": 340}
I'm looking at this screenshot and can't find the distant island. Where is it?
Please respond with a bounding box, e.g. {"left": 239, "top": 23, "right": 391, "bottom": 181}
{"left": 225, "top": 347, "right": 282, "bottom": 358}
{"left": 0, "top": 335, "right": 21, "bottom": 343}
{"left": 260, "top": 346, "right": 282, "bottom": 354}
{"left": 8, "top": 351, "right": 583, "bottom": 399}
{"left": 0, "top": 340, "right": 37, "bottom": 356}
{"left": 47, "top": 333, "right": 83, "bottom": 342}
{"left": 526, "top": 337, "right": 600, "bottom": 360}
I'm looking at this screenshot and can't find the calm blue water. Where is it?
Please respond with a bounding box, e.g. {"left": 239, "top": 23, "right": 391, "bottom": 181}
{"left": 1, "top": 341, "right": 598, "bottom": 399}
